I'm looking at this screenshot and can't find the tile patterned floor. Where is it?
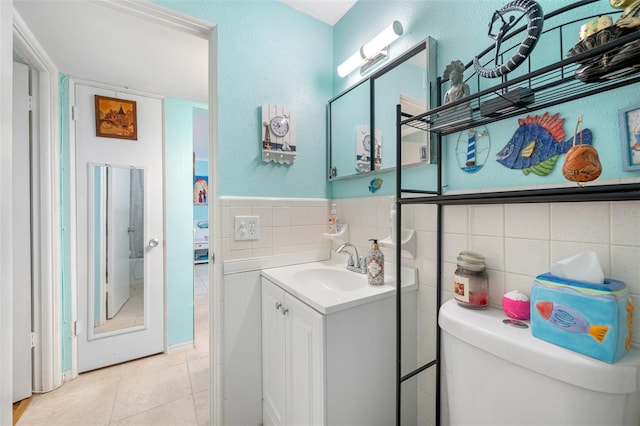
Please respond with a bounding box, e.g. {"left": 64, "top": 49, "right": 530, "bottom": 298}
{"left": 17, "top": 264, "right": 210, "bottom": 426}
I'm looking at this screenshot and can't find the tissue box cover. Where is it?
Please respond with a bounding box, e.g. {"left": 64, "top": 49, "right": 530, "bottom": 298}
{"left": 531, "top": 273, "right": 633, "bottom": 363}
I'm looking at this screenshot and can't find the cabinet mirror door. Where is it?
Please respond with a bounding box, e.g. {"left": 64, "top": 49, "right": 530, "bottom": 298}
{"left": 327, "top": 38, "right": 435, "bottom": 181}
{"left": 373, "top": 46, "right": 431, "bottom": 170}
{"left": 328, "top": 79, "right": 371, "bottom": 180}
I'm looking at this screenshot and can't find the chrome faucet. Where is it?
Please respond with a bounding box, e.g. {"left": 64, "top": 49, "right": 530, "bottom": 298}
{"left": 335, "top": 242, "right": 366, "bottom": 274}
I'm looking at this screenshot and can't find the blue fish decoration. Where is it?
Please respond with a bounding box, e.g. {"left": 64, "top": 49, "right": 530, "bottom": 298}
{"left": 496, "top": 112, "right": 593, "bottom": 176}
{"left": 536, "top": 301, "right": 609, "bottom": 343}
{"left": 369, "top": 178, "right": 382, "bottom": 193}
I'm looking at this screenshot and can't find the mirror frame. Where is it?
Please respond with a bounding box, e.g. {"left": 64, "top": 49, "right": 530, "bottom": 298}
{"left": 328, "top": 37, "right": 436, "bottom": 181}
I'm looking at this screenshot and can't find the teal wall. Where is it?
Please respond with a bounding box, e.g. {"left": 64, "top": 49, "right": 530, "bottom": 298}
{"left": 156, "top": 0, "right": 334, "bottom": 199}
{"left": 56, "top": 0, "right": 640, "bottom": 371}
{"left": 166, "top": 98, "right": 207, "bottom": 346}
{"left": 194, "top": 160, "right": 208, "bottom": 221}
{"left": 330, "top": 0, "right": 640, "bottom": 199}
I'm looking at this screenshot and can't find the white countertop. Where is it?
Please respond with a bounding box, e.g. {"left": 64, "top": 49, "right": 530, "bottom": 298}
{"left": 261, "top": 260, "right": 417, "bottom": 315}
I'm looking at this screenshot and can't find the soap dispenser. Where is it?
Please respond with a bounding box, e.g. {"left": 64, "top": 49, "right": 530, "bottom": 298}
{"left": 367, "top": 239, "right": 384, "bottom": 286}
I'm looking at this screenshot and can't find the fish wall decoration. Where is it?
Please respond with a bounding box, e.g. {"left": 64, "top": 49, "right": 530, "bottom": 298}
{"left": 369, "top": 178, "right": 383, "bottom": 193}
{"left": 496, "top": 112, "right": 593, "bottom": 176}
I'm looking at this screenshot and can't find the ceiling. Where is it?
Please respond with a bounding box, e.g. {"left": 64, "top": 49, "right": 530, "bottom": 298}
{"left": 14, "top": 0, "right": 210, "bottom": 104}
{"left": 13, "top": 1, "right": 356, "bottom": 106}
{"left": 279, "top": 0, "right": 357, "bottom": 25}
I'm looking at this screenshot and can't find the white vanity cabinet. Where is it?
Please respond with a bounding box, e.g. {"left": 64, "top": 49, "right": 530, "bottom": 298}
{"left": 261, "top": 272, "right": 397, "bottom": 426}
{"left": 262, "top": 277, "right": 325, "bottom": 426}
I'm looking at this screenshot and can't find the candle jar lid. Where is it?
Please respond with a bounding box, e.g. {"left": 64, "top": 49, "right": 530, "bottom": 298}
{"left": 457, "top": 251, "right": 486, "bottom": 272}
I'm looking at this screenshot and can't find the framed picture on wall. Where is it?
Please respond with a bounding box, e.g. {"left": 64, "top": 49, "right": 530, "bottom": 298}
{"left": 194, "top": 175, "right": 208, "bottom": 205}
{"left": 619, "top": 103, "right": 640, "bottom": 171}
{"left": 94, "top": 95, "right": 138, "bottom": 140}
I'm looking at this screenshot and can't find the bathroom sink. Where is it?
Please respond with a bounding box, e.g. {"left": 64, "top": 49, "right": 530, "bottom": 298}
{"left": 261, "top": 261, "right": 417, "bottom": 314}
{"left": 293, "top": 268, "right": 367, "bottom": 292}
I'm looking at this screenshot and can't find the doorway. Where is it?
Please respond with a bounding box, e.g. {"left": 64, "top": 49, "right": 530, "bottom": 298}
{"left": 8, "top": 1, "right": 220, "bottom": 424}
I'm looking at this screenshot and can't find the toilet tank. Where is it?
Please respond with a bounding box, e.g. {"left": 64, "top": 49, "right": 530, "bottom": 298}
{"left": 439, "top": 299, "right": 640, "bottom": 426}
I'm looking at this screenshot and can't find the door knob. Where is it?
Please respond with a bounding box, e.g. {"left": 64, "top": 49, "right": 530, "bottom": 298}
{"left": 148, "top": 238, "right": 159, "bottom": 247}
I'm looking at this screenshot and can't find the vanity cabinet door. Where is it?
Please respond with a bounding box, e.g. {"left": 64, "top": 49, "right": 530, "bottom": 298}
{"left": 261, "top": 278, "right": 325, "bottom": 426}
{"left": 262, "top": 279, "right": 286, "bottom": 426}
{"left": 284, "top": 293, "right": 325, "bottom": 426}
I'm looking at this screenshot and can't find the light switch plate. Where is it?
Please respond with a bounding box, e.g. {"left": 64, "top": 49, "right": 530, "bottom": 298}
{"left": 234, "top": 215, "right": 260, "bottom": 241}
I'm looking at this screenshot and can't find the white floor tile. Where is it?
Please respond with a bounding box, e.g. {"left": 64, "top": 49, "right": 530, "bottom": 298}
{"left": 18, "top": 265, "right": 210, "bottom": 426}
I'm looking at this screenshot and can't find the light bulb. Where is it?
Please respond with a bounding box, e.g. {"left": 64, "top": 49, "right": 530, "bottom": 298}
{"left": 336, "top": 20, "right": 403, "bottom": 77}
{"left": 337, "top": 50, "right": 366, "bottom": 78}
{"left": 361, "top": 21, "right": 403, "bottom": 59}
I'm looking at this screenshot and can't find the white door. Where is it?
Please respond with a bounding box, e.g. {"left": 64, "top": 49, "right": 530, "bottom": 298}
{"left": 12, "top": 61, "right": 32, "bottom": 403}
{"left": 107, "top": 167, "right": 131, "bottom": 319}
{"left": 74, "top": 82, "right": 164, "bottom": 373}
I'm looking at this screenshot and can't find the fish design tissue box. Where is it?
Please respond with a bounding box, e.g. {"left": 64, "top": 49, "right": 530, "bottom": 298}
{"left": 531, "top": 273, "right": 634, "bottom": 363}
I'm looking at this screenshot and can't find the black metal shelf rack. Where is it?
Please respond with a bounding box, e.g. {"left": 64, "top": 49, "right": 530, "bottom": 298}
{"left": 393, "top": 1, "right": 640, "bottom": 425}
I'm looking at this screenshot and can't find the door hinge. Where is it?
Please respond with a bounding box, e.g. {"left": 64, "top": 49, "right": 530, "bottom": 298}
{"left": 210, "top": 252, "right": 215, "bottom": 264}
{"left": 73, "top": 320, "right": 80, "bottom": 336}
{"left": 28, "top": 95, "right": 33, "bottom": 111}
{"left": 30, "top": 332, "right": 39, "bottom": 348}
{"left": 71, "top": 105, "right": 77, "bottom": 121}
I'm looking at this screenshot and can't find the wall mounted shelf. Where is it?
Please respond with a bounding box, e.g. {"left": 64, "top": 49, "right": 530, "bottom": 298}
{"left": 402, "top": 28, "right": 640, "bottom": 138}
{"left": 322, "top": 224, "right": 349, "bottom": 242}
{"left": 380, "top": 229, "right": 416, "bottom": 259}
{"left": 262, "top": 149, "right": 296, "bottom": 164}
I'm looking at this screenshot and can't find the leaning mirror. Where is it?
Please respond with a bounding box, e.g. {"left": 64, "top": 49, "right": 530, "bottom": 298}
{"left": 88, "top": 164, "right": 146, "bottom": 338}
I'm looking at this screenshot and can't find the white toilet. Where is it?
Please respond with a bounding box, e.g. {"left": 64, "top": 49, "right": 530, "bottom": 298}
{"left": 439, "top": 299, "right": 640, "bottom": 426}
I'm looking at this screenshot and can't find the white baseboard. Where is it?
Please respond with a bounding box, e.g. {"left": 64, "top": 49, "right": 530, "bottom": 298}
{"left": 167, "top": 340, "right": 194, "bottom": 354}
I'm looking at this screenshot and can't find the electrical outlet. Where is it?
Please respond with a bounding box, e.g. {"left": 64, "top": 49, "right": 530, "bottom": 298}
{"left": 234, "top": 215, "right": 260, "bottom": 241}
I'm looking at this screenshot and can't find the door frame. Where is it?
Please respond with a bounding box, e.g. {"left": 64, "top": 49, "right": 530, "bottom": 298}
{"left": 6, "top": 2, "right": 222, "bottom": 426}
{"left": 13, "top": 9, "right": 63, "bottom": 394}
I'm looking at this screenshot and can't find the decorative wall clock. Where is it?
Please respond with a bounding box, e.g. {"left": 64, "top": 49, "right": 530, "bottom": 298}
{"left": 261, "top": 104, "right": 296, "bottom": 164}
{"left": 473, "top": 0, "right": 544, "bottom": 79}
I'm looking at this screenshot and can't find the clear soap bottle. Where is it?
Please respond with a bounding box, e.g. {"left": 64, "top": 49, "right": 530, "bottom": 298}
{"left": 329, "top": 204, "right": 337, "bottom": 233}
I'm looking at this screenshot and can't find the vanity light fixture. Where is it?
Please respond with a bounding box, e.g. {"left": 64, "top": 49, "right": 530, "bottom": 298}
{"left": 337, "top": 20, "right": 404, "bottom": 78}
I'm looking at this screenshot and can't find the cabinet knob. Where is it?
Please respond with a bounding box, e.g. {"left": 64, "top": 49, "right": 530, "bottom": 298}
{"left": 275, "top": 302, "right": 282, "bottom": 310}
{"left": 281, "top": 307, "right": 289, "bottom": 316}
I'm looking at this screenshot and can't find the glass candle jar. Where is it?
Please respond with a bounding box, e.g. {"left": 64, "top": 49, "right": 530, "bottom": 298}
{"left": 454, "top": 251, "right": 488, "bottom": 309}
